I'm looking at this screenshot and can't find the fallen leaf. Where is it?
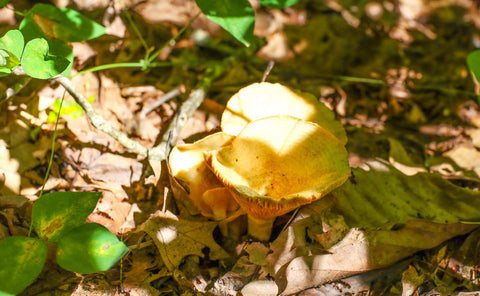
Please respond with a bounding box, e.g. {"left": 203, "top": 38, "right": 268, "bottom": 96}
{"left": 388, "top": 138, "right": 427, "bottom": 176}
{"left": 245, "top": 242, "right": 270, "bottom": 265}
{"left": 276, "top": 223, "right": 476, "bottom": 295}
{"left": 467, "top": 128, "right": 480, "bottom": 148}
{"left": 300, "top": 260, "right": 409, "bottom": 295}
{"left": 86, "top": 152, "right": 142, "bottom": 186}
{"left": 123, "top": 247, "right": 165, "bottom": 287}
{"left": 207, "top": 271, "right": 244, "bottom": 296}
{"left": 257, "top": 31, "right": 294, "bottom": 61}
{"left": 445, "top": 144, "right": 480, "bottom": 177}
{"left": 401, "top": 265, "right": 427, "bottom": 296}
{"left": 139, "top": 210, "right": 229, "bottom": 270}
{"left": 134, "top": 0, "right": 200, "bottom": 25}
{"left": 240, "top": 280, "right": 278, "bottom": 296}
{"left": 332, "top": 162, "right": 480, "bottom": 228}
{"left": 268, "top": 162, "right": 480, "bottom": 295}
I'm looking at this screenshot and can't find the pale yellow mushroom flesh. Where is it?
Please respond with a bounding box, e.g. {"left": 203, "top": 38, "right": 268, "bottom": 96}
{"left": 202, "top": 187, "right": 244, "bottom": 237}
{"left": 168, "top": 132, "right": 235, "bottom": 216}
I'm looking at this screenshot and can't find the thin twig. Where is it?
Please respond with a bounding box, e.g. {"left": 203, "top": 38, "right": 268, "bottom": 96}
{"left": 149, "top": 88, "right": 206, "bottom": 160}
{"left": 55, "top": 75, "right": 150, "bottom": 157}
{"left": 140, "top": 86, "right": 183, "bottom": 117}
{"left": 262, "top": 60, "right": 275, "bottom": 82}
{"left": 54, "top": 75, "right": 206, "bottom": 161}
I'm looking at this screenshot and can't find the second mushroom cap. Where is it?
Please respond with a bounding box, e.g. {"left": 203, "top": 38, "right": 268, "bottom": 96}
{"left": 221, "top": 82, "right": 347, "bottom": 144}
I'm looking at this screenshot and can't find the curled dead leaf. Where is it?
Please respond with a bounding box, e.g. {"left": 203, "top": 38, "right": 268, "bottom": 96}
{"left": 139, "top": 210, "right": 229, "bottom": 271}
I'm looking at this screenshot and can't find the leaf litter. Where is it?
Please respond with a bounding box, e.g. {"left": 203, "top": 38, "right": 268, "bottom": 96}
{"left": 1, "top": 0, "right": 480, "bottom": 295}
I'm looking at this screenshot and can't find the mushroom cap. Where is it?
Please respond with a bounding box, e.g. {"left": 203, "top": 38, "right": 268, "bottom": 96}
{"left": 221, "top": 82, "right": 347, "bottom": 144}
{"left": 169, "top": 132, "right": 235, "bottom": 215}
{"left": 205, "top": 115, "right": 350, "bottom": 219}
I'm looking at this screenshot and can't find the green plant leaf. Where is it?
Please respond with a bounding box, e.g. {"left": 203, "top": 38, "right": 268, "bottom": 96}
{"left": 0, "top": 0, "right": 8, "bottom": 8}
{"left": 140, "top": 210, "right": 229, "bottom": 270}
{"left": 0, "top": 30, "right": 24, "bottom": 59}
{"left": 0, "top": 30, "right": 24, "bottom": 76}
{"left": 32, "top": 191, "right": 101, "bottom": 243}
{"left": 467, "top": 50, "right": 480, "bottom": 84}
{"left": 0, "top": 236, "right": 47, "bottom": 295}
{"left": 258, "top": 0, "right": 300, "bottom": 8}
{"left": 49, "top": 38, "right": 74, "bottom": 76}
{"left": 195, "top": 0, "right": 255, "bottom": 46}
{"left": 21, "top": 38, "right": 71, "bottom": 79}
{"left": 56, "top": 223, "right": 129, "bottom": 274}
{"left": 0, "top": 49, "right": 17, "bottom": 68}
{"left": 19, "top": 3, "right": 106, "bottom": 43}
{"left": 0, "top": 49, "right": 20, "bottom": 77}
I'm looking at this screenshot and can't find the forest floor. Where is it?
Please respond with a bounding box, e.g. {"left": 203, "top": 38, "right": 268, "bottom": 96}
{"left": 2, "top": 0, "right": 480, "bottom": 295}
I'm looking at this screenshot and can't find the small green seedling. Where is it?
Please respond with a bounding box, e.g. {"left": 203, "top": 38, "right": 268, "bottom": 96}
{"left": 0, "top": 3, "right": 106, "bottom": 80}
{"left": 0, "top": 192, "right": 129, "bottom": 295}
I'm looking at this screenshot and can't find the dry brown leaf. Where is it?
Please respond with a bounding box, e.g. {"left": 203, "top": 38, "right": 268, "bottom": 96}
{"left": 275, "top": 222, "right": 476, "bottom": 295}
{"left": 245, "top": 242, "right": 270, "bottom": 266}
{"left": 123, "top": 247, "right": 164, "bottom": 288}
{"left": 257, "top": 31, "right": 294, "bottom": 61}
{"left": 86, "top": 152, "right": 142, "bottom": 186}
{"left": 88, "top": 190, "right": 132, "bottom": 234}
{"left": 264, "top": 163, "right": 480, "bottom": 294}
{"left": 445, "top": 144, "right": 480, "bottom": 177}
{"left": 240, "top": 280, "right": 278, "bottom": 296}
{"left": 207, "top": 272, "right": 244, "bottom": 296}
{"left": 140, "top": 210, "right": 229, "bottom": 270}
{"left": 134, "top": 0, "right": 199, "bottom": 25}
{"left": 99, "top": 74, "right": 133, "bottom": 124}
{"left": 0, "top": 5, "right": 15, "bottom": 25}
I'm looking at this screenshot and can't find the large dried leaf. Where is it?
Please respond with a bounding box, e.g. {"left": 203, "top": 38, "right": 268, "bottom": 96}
{"left": 267, "top": 162, "right": 480, "bottom": 295}
{"left": 333, "top": 163, "right": 480, "bottom": 228}
{"left": 140, "top": 211, "right": 229, "bottom": 270}
{"left": 275, "top": 222, "right": 476, "bottom": 295}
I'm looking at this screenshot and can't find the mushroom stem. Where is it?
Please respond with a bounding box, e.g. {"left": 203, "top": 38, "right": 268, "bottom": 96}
{"left": 218, "top": 216, "right": 247, "bottom": 241}
{"left": 247, "top": 216, "right": 275, "bottom": 241}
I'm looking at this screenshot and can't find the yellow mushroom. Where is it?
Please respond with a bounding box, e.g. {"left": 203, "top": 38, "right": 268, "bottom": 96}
{"left": 168, "top": 132, "right": 235, "bottom": 216}
{"left": 202, "top": 187, "right": 245, "bottom": 238}
{"left": 221, "top": 82, "right": 347, "bottom": 144}
{"left": 205, "top": 115, "right": 350, "bottom": 241}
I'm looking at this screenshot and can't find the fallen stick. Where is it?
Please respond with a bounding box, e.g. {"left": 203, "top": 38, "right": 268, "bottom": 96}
{"left": 54, "top": 75, "right": 205, "bottom": 161}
